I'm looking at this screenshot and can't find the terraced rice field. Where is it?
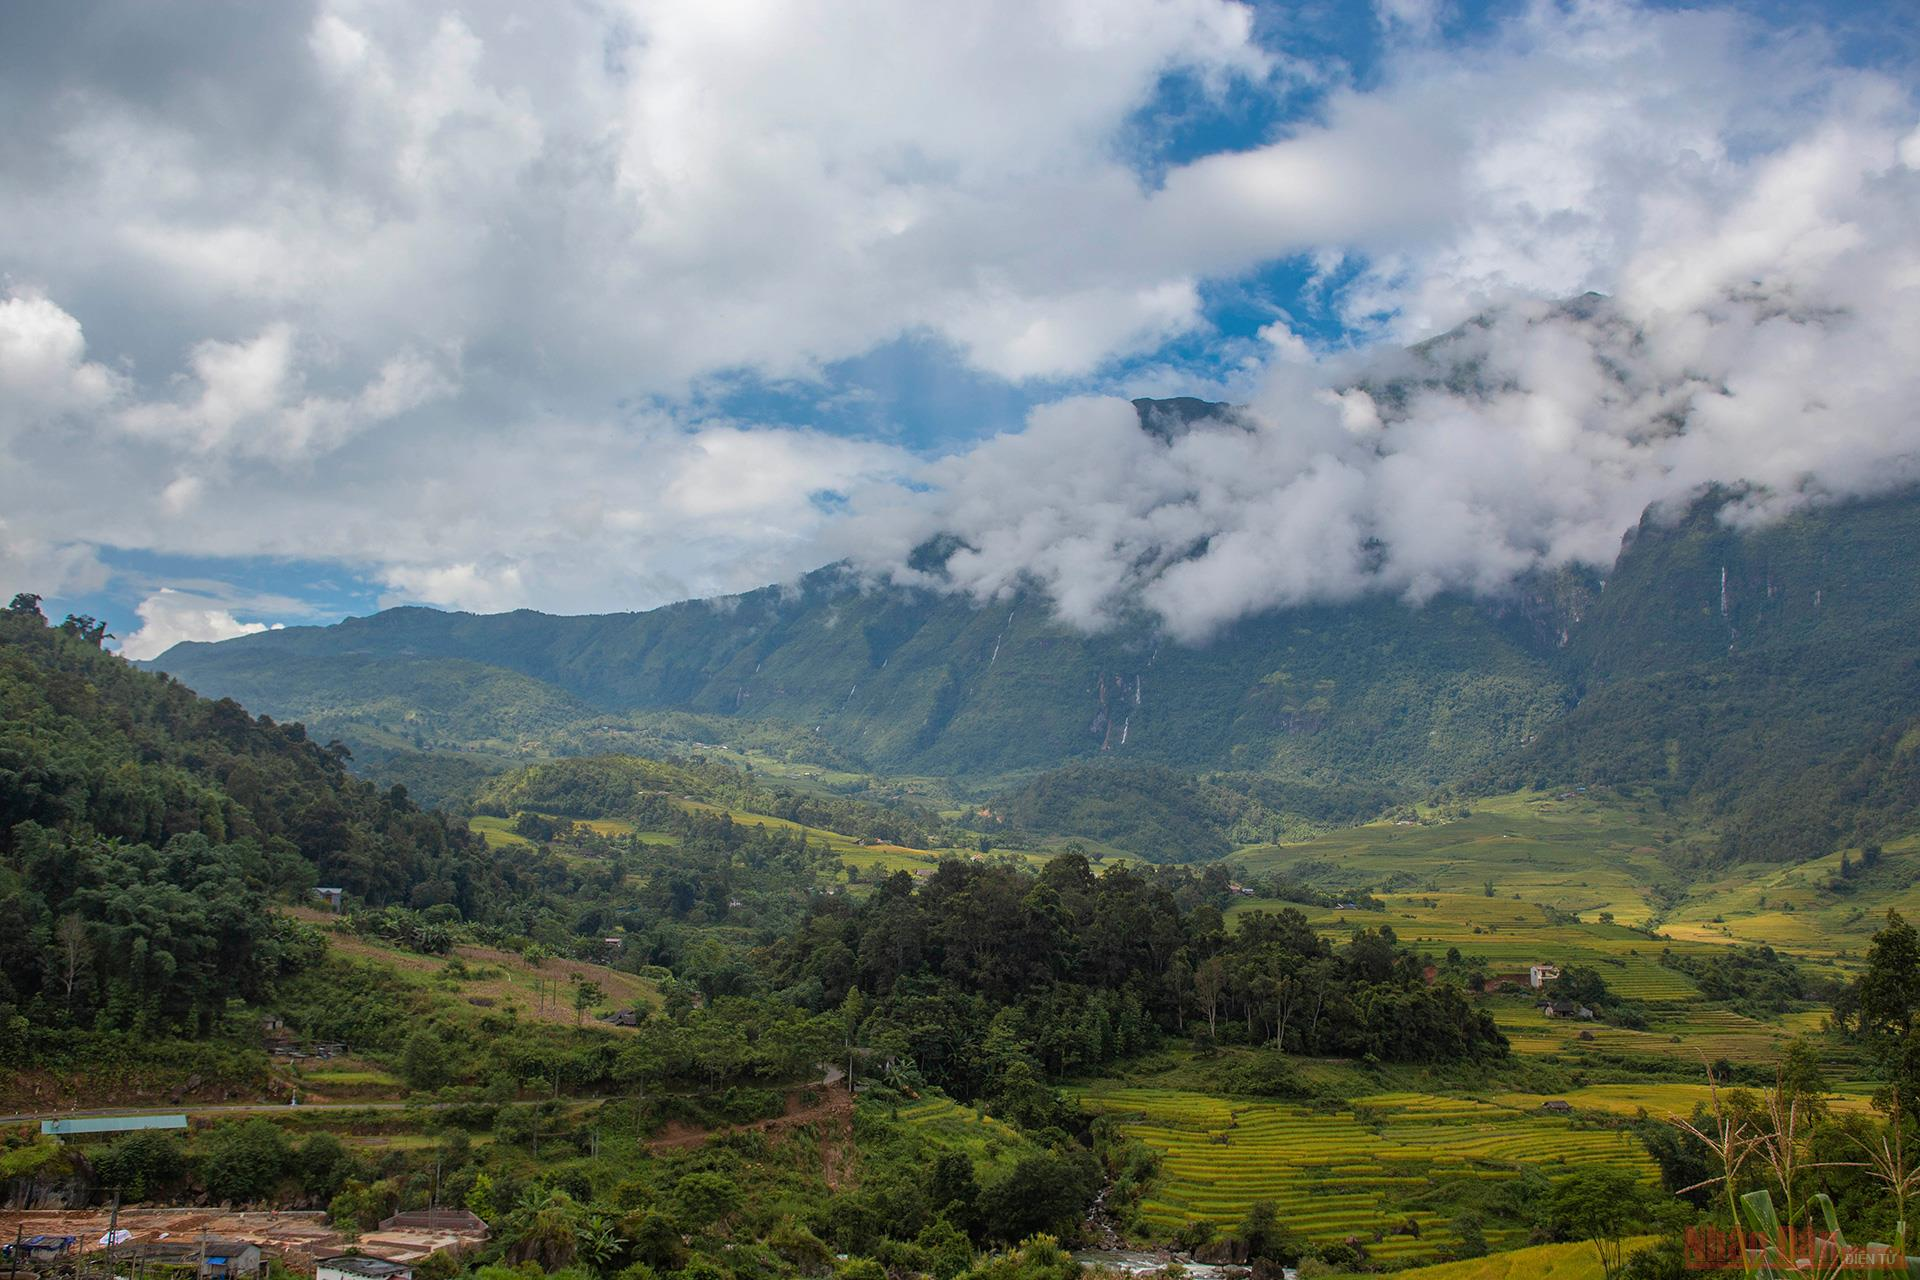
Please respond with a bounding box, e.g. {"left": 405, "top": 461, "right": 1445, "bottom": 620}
{"left": 282, "top": 907, "right": 661, "bottom": 1028}
{"left": 1387, "top": 1237, "right": 1661, "bottom": 1279}
{"left": 890, "top": 1094, "right": 1032, "bottom": 1174}
{"left": 1489, "top": 1003, "right": 1794, "bottom": 1062}
{"left": 1492, "top": 1084, "right": 1880, "bottom": 1118}
{"left": 1658, "top": 834, "right": 1920, "bottom": 967}
{"left": 895, "top": 1095, "right": 1018, "bottom": 1140}
{"left": 1076, "top": 1087, "right": 1656, "bottom": 1262}
{"left": 469, "top": 815, "right": 538, "bottom": 849}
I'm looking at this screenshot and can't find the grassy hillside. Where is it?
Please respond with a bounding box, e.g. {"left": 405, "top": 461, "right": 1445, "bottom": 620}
{"left": 986, "top": 761, "right": 1395, "bottom": 860}
{"left": 1229, "top": 791, "right": 1679, "bottom": 922}
{"left": 1656, "top": 830, "right": 1920, "bottom": 963}
{"left": 472, "top": 753, "right": 957, "bottom": 850}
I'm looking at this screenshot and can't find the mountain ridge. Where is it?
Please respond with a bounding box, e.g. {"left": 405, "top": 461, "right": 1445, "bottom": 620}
{"left": 146, "top": 406, "right": 1920, "bottom": 864}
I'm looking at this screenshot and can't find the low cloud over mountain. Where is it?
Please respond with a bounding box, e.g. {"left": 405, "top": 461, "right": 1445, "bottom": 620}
{"left": 0, "top": 1, "right": 1914, "bottom": 640}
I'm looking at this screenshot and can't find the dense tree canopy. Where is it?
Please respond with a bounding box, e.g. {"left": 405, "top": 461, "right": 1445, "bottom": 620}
{"left": 0, "top": 606, "right": 528, "bottom": 1035}
{"left": 0, "top": 606, "right": 499, "bottom": 906}
{"left": 769, "top": 855, "right": 1505, "bottom": 1100}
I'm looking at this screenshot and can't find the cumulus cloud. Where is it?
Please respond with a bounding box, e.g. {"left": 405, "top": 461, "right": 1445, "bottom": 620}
{"left": 118, "top": 588, "right": 285, "bottom": 661}
{"left": 117, "top": 325, "right": 456, "bottom": 461}
{"left": 0, "top": 519, "right": 111, "bottom": 602}
{"left": 0, "top": 0, "right": 1915, "bottom": 641}
{"left": 0, "top": 291, "right": 125, "bottom": 422}
{"left": 835, "top": 5, "right": 1920, "bottom": 638}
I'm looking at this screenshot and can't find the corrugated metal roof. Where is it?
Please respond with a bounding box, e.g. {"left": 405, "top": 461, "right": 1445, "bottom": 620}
{"left": 41, "top": 1114, "right": 189, "bottom": 1135}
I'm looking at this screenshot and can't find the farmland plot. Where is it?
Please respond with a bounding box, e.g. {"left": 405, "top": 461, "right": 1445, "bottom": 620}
{"left": 1077, "top": 1086, "right": 1656, "bottom": 1263}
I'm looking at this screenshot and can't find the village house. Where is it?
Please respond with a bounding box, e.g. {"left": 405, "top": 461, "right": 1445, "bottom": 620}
{"left": 5, "top": 1235, "right": 77, "bottom": 1264}
{"left": 1529, "top": 963, "right": 1561, "bottom": 988}
{"left": 317, "top": 1256, "right": 415, "bottom": 1280}
{"left": 1541, "top": 998, "right": 1594, "bottom": 1020}
{"left": 129, "top": 1238, "right": 263, "bottom": 1278}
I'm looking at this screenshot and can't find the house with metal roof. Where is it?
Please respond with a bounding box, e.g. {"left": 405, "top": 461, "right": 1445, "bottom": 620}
{"left": 317, "top": 1255, "right": 415, "bottom": 1280}
{"left": 41, "top": 1114, "right": 188, "bottom": 1137}
{"left": 126, "top": 1240, "right": 262, "bottom": 1278}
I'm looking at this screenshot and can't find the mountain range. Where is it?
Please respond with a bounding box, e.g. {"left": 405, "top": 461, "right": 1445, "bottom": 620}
{"left": 149, "top": 402, "right": 1920, "bottom": 864}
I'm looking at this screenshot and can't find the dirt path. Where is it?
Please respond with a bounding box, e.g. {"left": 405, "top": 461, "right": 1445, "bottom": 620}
{"left": 646, "top": 1085, "right": 855, "bottom": 1155}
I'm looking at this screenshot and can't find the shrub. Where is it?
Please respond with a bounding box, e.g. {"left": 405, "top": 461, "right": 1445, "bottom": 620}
{"left": 198, "top": 1118, "right": 291, "bottom": 1204}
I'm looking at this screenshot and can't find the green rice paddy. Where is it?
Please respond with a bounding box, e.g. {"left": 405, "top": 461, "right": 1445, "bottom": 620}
{"left": 1229, "top": 792, "right": 1677, "bottom": 924}
{"left": 1076, "top": 1086, "right": 1657, "bottom": 1261}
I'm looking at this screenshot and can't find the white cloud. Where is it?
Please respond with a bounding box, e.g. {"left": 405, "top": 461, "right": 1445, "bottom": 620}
{"left": 376, "top": 562, "right": 527, "bottom": 614}
{"left": 118, "top": 324, "right": 456, "bottom": 461}
{"left": 0, "top": 0, "right": 1914, "bottom": 641}
{"left": 839, "top": 75, "right": 1920, "bottom": 636}
{"left": 0, "top": 519, "right": 111, "bottom": 603}
{"left": 0, "top": 291, "right": 125, "bottom": 422}
{"left": 117, "top": 588, "right": 284, "bottom": 661}
{"left": 1375, "top": 0, "right": 1443, "bottom": 39}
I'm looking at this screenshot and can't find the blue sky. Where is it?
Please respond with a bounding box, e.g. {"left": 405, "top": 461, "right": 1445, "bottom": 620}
{"left": 2, "top": 0, "right": 1916, "bottom": 655}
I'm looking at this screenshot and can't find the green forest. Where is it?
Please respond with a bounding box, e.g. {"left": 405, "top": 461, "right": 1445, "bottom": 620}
{"left": 9, "top": 496, "right": 1920, "bottom": 1280}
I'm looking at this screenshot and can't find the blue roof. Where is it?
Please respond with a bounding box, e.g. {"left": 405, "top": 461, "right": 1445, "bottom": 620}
{"left": 42, "top": 1114, "right": 188, "bottom": 1135}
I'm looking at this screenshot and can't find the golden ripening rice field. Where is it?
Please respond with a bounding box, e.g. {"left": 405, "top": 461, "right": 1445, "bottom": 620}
{"left": 1384, "top": 1237, "right": 1662, "bottom": 1280}
{"left": 1076, "top": 1087, "right": 1656, "bottom": 1263}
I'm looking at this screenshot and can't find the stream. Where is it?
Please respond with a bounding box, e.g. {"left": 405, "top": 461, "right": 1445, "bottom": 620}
{"left": 1071, "top": 1181, "right": 1256, "bottom": 1279}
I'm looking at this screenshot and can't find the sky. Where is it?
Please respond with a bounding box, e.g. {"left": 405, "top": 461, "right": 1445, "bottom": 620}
{"left": 1, "top": 0, "right": 1917, "bottom": 658}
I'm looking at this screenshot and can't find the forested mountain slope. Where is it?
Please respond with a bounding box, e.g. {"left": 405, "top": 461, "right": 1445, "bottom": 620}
{"left": 152, "top": 405, "right": 1575, "bottom": 796}
{"left": 0, "top": 599, "right": 502, "bottom": 902}
{"left": 155, "top": 584, "right": 1569, "bottom": 793}
{"left": 149, "top": 439, "right": 1920, "bottom": 864}
{"left": 0, "top": 597, "right": 510, "bottom": 1035}
{"left": 1485, "top": 492, "right": 1920, "bottom": 860}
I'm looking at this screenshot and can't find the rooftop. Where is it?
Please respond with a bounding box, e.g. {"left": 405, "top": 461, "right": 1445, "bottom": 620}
{"left": 320, "top": 1255, "right": 416, "bottom": 1277}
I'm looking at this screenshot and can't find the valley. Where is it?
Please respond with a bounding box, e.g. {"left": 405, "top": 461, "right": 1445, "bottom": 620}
{"left": 8, "top": 488, "right": 1920, "bottom": 1280}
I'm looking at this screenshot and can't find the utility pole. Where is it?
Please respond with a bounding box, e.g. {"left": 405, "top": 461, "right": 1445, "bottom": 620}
{"left": 104, "top": 1192, "right": 120, "bottom": 1280}
{"left": 9, "top": 1225, "right": 20, "bottom": 1280}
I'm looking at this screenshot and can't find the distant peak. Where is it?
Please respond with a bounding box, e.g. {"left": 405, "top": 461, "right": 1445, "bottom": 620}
{"left": 1131, "top": 396, "right": 1244, "bottom": 443}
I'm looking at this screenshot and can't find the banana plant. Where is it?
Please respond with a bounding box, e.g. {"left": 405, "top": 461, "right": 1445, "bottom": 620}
{"left": 1738, "top": 1189, "right": 1919, "bottom": 1278}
